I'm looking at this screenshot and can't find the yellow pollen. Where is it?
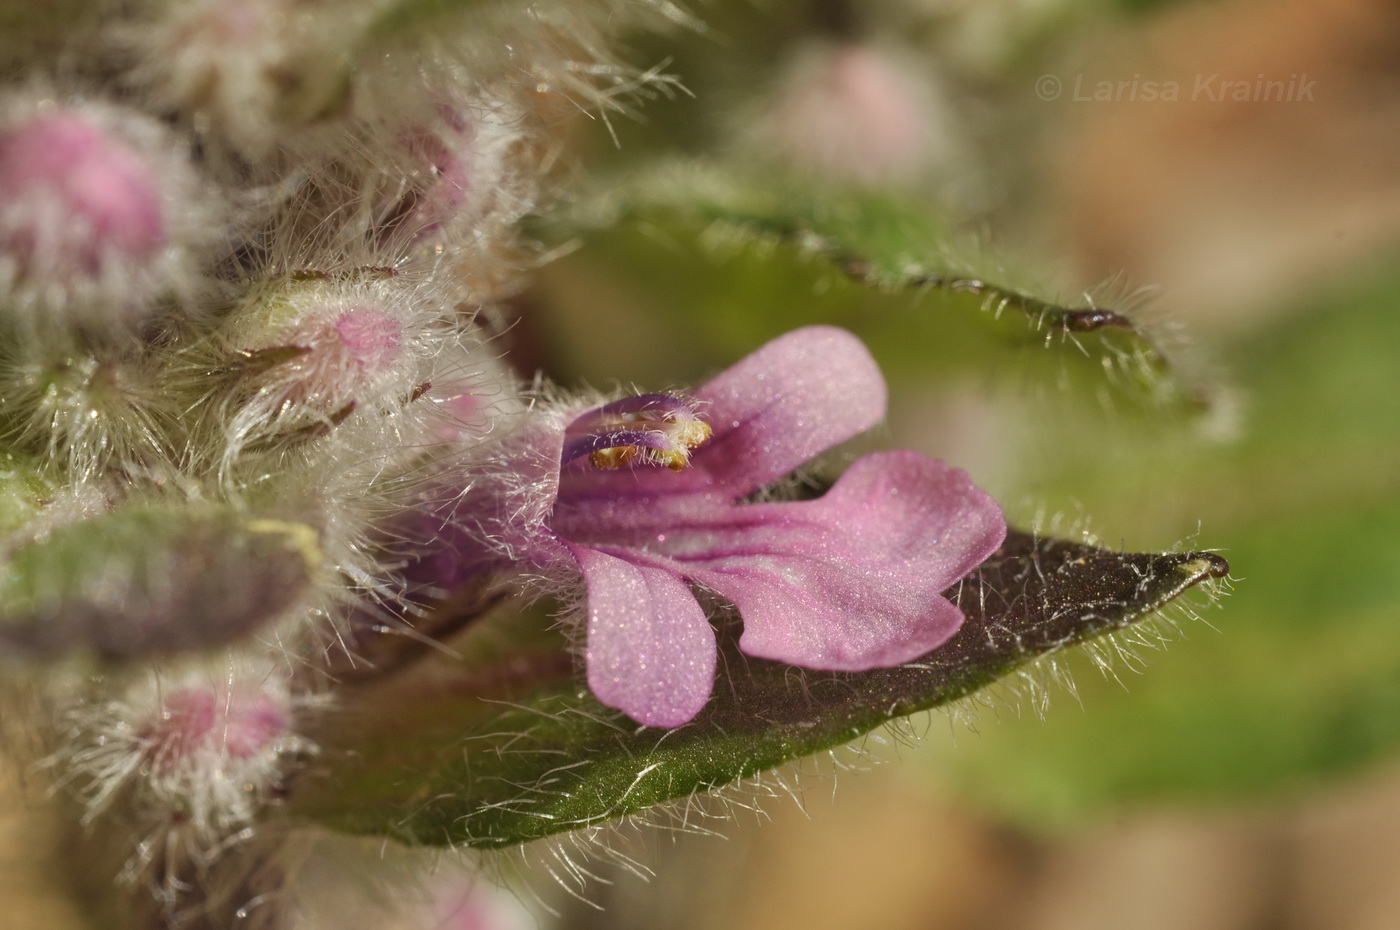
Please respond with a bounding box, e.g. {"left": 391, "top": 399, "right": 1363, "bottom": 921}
{"left": 589, "top": 446, "right": 640, "bottom": 469}
{"left": 674, "top": 418, "right": 713, "bottom": 449}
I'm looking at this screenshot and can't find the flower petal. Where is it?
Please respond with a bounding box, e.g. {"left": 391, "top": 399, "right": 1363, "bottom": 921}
{"left": 573, "top": 545, "right": 717, "bottom": 727}
{"left": 687, "top": 452, "right": 1006, "bottom": 670}
{"left": 689, "top": 325, "right": 886, "bottom": 494}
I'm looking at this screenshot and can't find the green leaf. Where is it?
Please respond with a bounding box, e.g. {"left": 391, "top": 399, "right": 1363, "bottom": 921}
{"left": 534, "top": 164, "right": 1215, "bottom": 419}
{"left": 290, "top": 532, "right": 1226, "bottom": 848}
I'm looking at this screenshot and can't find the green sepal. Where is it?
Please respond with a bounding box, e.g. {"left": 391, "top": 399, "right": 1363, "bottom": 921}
{"left": 0, "top": 505, "right": 321, "bottom": 665}
{"left": 0, "top": 454, "right": 53, "bottom": 538}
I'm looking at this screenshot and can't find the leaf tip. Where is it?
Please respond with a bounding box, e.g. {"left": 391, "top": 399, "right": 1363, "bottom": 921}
{"left": 1177, "top": 552, "right": 1231, "bottom": 581}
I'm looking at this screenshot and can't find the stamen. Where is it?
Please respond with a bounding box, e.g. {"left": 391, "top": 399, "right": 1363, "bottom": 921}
{"left": 562, "top": 393, "right": 713, "bottom": 472}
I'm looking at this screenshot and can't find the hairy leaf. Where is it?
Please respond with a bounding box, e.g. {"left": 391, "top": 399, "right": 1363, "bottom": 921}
{"left": 291, "top": 532, "right": 1226, "bottom": 848}
{"left": 537, "top": 166, "right": 1215, "bottom": 418}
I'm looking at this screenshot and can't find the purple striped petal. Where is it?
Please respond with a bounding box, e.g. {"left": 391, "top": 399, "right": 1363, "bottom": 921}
{"left": 685, "top": 452, "right": 1006, "bottom": 670}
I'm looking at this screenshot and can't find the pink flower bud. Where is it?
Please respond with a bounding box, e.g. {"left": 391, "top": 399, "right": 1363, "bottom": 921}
{"left": 0, "top": 93, "right": 215, "bottom": 334}
{"left": 55, "top": 659, "right": 313, "bottom": 843}
{"left": 139, "top": 684, "right": 290, "bottom": 775}
{"left": 401, "top": 115, "right": 476, "bottom": 236}
{"left": 251, "top": 301, "right": 409, "bottom": 417}
{"left": 417, "top": 342, "right": 523, "bottom": 446}
{"left": 126, "top": 0, "right": 335, "bottom": 159}
{"left": 214, "top": 275, "right": 440, "bottom": 465}
{"left": 761, "top": 43, "right": 946, "bottom": 187}
{"left": 0, "top": 111, "right": 165, "bottom": 282}
{"left": 326, "top": 307, "right": 405, "bottom": 378}
{"left": 372, "top": 98, "right": 525, "bottom": 247}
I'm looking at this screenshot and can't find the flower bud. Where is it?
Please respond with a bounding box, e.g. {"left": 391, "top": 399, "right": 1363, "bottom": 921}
{"left": 373, "top": 97, "right": 526, "bottom": 248}
{"left": 55, "top": 657, "right": 312, "bottom": 841}
{"left": 0, "top": 505, "right": 321, "bottom": 666}
{"left": 419, "top": 341, "right": 523, "bottom": 446}
{"left": 213, "top": 273, "right": 437, "bottom": 464}
{"left": 0, "top": 341, "right": 172, "bottom": 480}
{"left": 120, "top": 0, "right": 351, "bottom": 160}
{"left": 140, "top": 684, "right": 290, "bottom": 776}
{"left": 0, "top": 112, "right": 164, "bottom": 274}
{"left": 757, "top": 43, "right": 948, "bottom": 187}
{"left": 0, "top": 93, "right": 214, "bottom": 334}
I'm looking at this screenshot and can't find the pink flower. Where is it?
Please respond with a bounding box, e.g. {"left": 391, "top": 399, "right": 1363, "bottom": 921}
{"left": 429, "top": 327, "right": 1006, "bottom": 727}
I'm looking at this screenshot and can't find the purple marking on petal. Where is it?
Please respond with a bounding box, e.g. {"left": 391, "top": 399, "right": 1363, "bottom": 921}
{"left": 563, "top": 394, "right": 707, "bottom": 442}
{"left": 573, "top": 545, "right": 716, "bottom": 728}
{"left": 698, "top": 452, "right": 1007, "bottom": 669}
{"left": 575, "top": 393, "right": 698, "bottom": 422}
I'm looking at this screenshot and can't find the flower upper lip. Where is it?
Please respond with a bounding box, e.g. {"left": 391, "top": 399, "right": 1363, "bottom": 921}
{"left": 555, "top": 325, "right": 889, "bottom": 502}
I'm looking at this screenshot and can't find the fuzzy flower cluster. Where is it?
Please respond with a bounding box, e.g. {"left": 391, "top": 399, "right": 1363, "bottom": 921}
{"left": 0, "top": 0, "right": 1004, "bottom": 924}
